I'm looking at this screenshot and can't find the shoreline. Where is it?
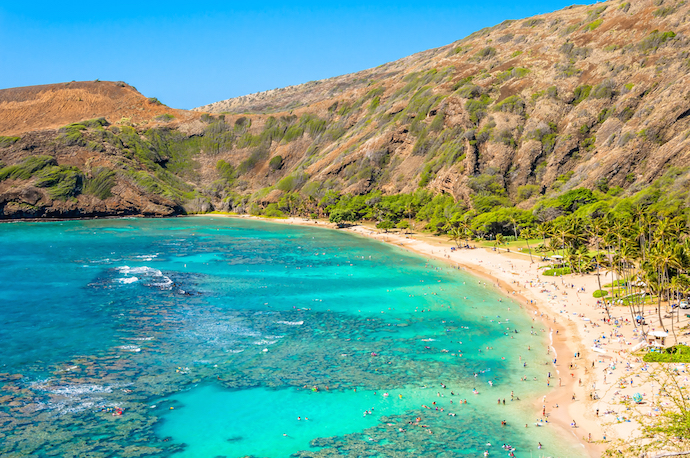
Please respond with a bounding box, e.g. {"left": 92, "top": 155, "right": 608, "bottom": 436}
{"left": 196, "top": 213, "right": 610, "bottom": 456}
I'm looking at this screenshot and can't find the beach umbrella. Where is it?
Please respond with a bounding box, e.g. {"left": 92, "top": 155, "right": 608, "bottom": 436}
{"left": 633, "top": 393, "right": 643, "bottom": 403}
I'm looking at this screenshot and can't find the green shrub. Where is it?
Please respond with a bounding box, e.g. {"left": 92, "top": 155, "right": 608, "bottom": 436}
{"left": 301, "top": 114, "right": 327, "bottom": 137}
{"left": 0, "top": 136, "right": 20, "bottom": 147}
{"left": 465, "top": 95, "right": 492, "bottom": 124}
{"left": 0, "top": 155, "right": 56, "bottom": 181}
{"left": 582, "top": 136, "right": 596, "bottom": 151}
{"left": 57, "top": 118, "right": 108, "bottom": 147}
{"left": 59, "top": 128, "right": 86, "bottom": 146}
{"left": 456, "top": 84, "right": 482, "bottom": 99}
{"left": 593, "top": 289, "right": 609, "bottom": 298}
{"left": 155, "top": 113, "right": 175, "bottom": 122}
{"left": 375, "top": 219, "right": 395, "bottom": 231}
{"left": 283, "top": 125, "right": 304, "bottom": 142}
{"left": 429, "top": 111, "right": 445, "bottom": 132}
{"left": 418, "top": 164, "right": 434, "bottom": 187}
{"left": 522, "top": 18, "right": 543, "bottom": 28}
{"left": 644, "top": 345, "right": 690, "bottom": 363}
{"left": 276, "top": 172, "right": 308, "bottom": 192}
{"left": 496, "top": 67, "right": 530, "bottom": 83}
{"left": 572, "top": 85, "right": 592, "bottom": 105}
{"left": 558, "top": 187, "right": 597, "bottom": 212}
{"left": 269, "top": 155, "right": 283, "bottom": 171}
{"left": 495, "top": 96, "right": 526, "bottom": 116}
{"left": 639, "top": 30, "right": 676, "bottom": 53}
{"left": 474, "top": 47, "right": 497, "bottom": 60}
{"left": 83, "top": 167, "right": 116, "bottom": 200}
{"left": 584, "top": 18, "right": 603, "bottom": 31}
{"left": 591, "top": 81, "right": 615, "bottom": 99}
{"left": 543, "top": 267, "right": 571, "bottom": 276}
{"left": 35, "top": 166, "right": 83, "bottom": 200}
{"left": 603, "top": 44, "right": 620, "bottom": 52}
{"left": 559, "top": 43, "right": 591, "bottom": 60}
{"left": 234, "top": 116, "right": 251, "bottom": 131}
{"left": 451, "top": 76, "right": 474, "bottom": 91}
{"left": 263, "top": 203, "right": 284, "bottom": 218}
{"left": 496, "top": 129, "right": 517, "bottom": 147}
{"left": 653, "top": 6, "right": 677, "bottom": 18}
{"left": 237, "top": 146, "right": 269, "bottom": 175}
{"left": 517, "top": 184, "right": 540, "bottom": 201}
{"left": 555, "top": 62, "right": 582, "bottom": 78}
{"left": 216, "top": 160, "right": 235, "bottom": 182}
{"left": 325, "top": 125, "right": 347, "bottom": 141}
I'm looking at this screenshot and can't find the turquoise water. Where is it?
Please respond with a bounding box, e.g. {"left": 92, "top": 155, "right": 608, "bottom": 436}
{"left": 0, "top": 217, "right": 586, "bottom": 457}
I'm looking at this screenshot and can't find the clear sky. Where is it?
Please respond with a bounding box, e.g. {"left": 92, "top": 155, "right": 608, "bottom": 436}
{"left": 0, "top": 1, "right": 584, "bottom": 109}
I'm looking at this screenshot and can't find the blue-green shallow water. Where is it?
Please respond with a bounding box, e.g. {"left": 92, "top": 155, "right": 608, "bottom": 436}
{"left": 0, "top": 217, "right": 586, "bottom": 458}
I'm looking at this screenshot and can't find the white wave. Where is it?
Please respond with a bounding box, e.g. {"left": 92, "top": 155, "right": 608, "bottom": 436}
{"left": 151, "top": 277, "right": 173, "bottom": 288}
{"left": 117, "top": 266, "right": 160, "bottom": 275}
{"left": 253, "top": 339, "right": 278, "bottom": 345}
{"left": 32, "top": 381, "right": 120, "bottom": 413}
{"left": 130, "top": 336, "right": 154, "bottom": 341}
{"left": 276, "top": 321, "right": 304, "bottom": 325}
{"left": 117, "top": 277, "right": 139, "bottom": 284}
{"left": 48, "top": 384, "right": 113, "bottom": 396}
{"left": 116, "top": 266, "right": 173, "bottom": 290}
{"left": 117, "top": 345, "right": 141, "bottom": 352}
{"left": 135, "top": 254, "right": 158, "bottom": 260}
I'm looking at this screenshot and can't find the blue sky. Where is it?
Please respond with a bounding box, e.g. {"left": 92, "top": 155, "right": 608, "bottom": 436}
{"left": 0, "top": 1, "right": 583, "bottom": 109}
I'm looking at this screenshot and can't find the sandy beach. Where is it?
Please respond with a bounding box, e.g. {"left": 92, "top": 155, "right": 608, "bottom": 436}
{"left": 200, "top": 214, "right": 690, "bottom": 457}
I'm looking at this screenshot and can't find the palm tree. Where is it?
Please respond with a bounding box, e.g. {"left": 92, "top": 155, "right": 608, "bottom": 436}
{"left": 536, "top": 222, "right": 552, "bottom": 254}
{"left": 574, "top": 246, "right": 592, "bottom": 275}
{"left": 495, "top": 234, "right": 505, "bottom": 250}
{"left": 587, "top": 218, "right": 611, "bottom": 318}
{"left": 447, "top": 225, "right": 462, "bottom": 248}
{"left": 509, "top": 216, "right": 519, "bottom": 243}
{"left": 521, "top": 227, "right": 535, "bottom": 264}
{"left": 553, "top": 220, "right": 575, "bottom": 256}
{"left": 457, "top": 214, "right": 473, "bottom": 248}
{"left": 648, "top": 242, "right": 682, "bottom": 332}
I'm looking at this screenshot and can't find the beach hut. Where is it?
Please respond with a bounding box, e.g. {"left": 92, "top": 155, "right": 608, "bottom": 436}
{"left": 648, "top": 331, "right": 668, "bottom": 347}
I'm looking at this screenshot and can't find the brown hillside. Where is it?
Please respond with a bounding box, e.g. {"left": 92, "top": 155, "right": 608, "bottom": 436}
{"left": 191, "top": 0, "right": 690, "bottom": 204}
{"left": 4, "top": 0, "right": 690, "bottom": 220}
{"left": 0, "top": 81, "right": 196, "bottom": 136}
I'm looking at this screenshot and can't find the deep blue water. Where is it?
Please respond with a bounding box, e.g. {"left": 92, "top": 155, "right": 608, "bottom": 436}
{"left": 0, "top": 217, "right": 586, "bottom": 457}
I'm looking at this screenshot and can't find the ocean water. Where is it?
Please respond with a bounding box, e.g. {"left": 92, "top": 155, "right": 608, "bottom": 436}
{"left": 0, "top": 217, "right": 586, "bottom": 458}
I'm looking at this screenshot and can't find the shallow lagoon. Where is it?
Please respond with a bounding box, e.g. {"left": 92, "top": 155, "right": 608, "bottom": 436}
{"left": 0, "top": 217, "right": 586, "bottom": 457}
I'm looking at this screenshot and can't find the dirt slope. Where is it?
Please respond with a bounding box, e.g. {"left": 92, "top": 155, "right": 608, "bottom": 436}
{"left": 190, "top": 0, "right": 690, "bottom": 204}
{"left": 0, "top": 81, "right": 195, "bottom": 136}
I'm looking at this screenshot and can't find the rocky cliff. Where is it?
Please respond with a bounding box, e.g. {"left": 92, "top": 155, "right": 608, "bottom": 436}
{"left": 2, "top": 0, "right": 690, "bottom": 219}
{"left": 194, "top": 0, "right": 690, "bottom": 205}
